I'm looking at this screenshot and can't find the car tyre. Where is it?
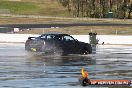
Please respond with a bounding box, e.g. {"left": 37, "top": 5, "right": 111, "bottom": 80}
{"left": 81, "top": 48, "right": 90, "bottom": 55}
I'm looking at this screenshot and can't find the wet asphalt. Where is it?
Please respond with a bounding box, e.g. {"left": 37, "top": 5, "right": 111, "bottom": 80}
{"left": 0, "top": 43, "right": 131, "bottom": 88}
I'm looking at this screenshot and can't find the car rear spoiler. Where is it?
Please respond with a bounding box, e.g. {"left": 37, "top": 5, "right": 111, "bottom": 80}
{"left": 28, "top": 37, "right": 36, "bottom": 40}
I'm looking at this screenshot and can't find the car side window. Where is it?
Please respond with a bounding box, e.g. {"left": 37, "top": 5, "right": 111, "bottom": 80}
{"left": 46, "top": 35, "right": 52, "bottom": 40}
{"left": 46, "top": 35, "right": 56, "bottom": 40}
{"left": 54, "top": 36, "right": 62, "bottom": 41}
{"left": 40, "top": 35, "right": 46, "bottom": 39}
{"left": 63, "top": 36, "right": 74, "bottom": 41}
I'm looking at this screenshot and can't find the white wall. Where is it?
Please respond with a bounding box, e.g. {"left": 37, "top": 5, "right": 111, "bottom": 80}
{"left": 0, "top": 34, "right": 132, "bottom": 44}
{"left": 73, "top": 35, "right": 132, "bottom": 44}
{"left": 97, "top": 35, "right": 132, "bottom": 44}
{"left": 0, "top": 34, "right": 39, "bottom": 43}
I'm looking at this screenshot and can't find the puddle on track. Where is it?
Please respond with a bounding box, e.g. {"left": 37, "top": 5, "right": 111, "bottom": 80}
{"left": 0, "top": 43, "right": 131, "bottom": 88}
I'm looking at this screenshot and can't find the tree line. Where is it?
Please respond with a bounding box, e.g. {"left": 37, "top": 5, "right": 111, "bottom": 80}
{"left": 58, "top": 0, "right": 132, "bottom": 19}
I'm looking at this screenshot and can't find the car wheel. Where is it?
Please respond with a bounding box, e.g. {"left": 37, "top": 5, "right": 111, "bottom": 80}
{"left": 81, "top": 48, "right": 89, "bottom": 55}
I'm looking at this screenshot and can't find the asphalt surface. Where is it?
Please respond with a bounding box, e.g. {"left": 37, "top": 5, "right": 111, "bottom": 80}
{"left": 0, "top": 44, "right": 132, "bottom": 88}
{"left": 0, "top": 23, "right": 132, "bottom": 28}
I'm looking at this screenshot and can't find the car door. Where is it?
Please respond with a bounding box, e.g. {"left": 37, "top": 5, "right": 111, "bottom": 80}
{"left": 62, "top": 35, "right": 79, "bottom": 54}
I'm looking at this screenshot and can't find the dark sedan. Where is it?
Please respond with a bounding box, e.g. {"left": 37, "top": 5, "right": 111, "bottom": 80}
{"left": 25, "top": 33, "right": 92, "bottom": 55}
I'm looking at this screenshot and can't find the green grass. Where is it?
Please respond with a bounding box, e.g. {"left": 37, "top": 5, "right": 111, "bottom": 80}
{"left": 0, "top": 0, "right": 70, "bottom": 16}
{"left": 17, "top": 26, "right": 132, "bottom": 35}
{"left": 0, "top": 16, "right": 132, "bottom": 24}
{"left": 0, "top": 0, "right": 131, "bottom": 24}
{"left": 0, "top": 1, "right": 39, "bottom": 15}
{"left": 0, "top": 0, "right": 131, "bottom": 35}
